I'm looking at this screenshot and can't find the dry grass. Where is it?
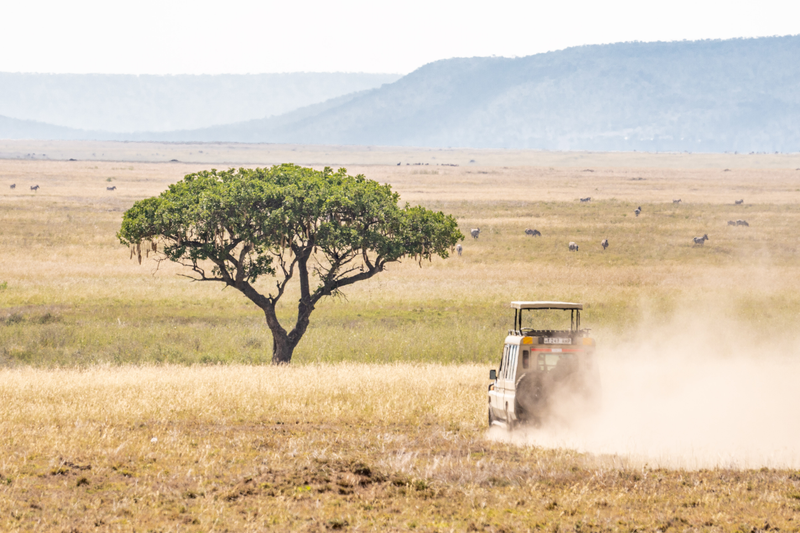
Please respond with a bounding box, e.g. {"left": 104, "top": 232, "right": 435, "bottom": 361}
{"left": 2, "top": 144, "right": 800, "bottom": 530}
{"left": 2, "top": 157, "right": 800, "bottom": 365}
{"left": 0, "top": 364, "right": 481, "bottom": 427}
{"left": 2, "top": 364, "right": 799, "bottom": 532}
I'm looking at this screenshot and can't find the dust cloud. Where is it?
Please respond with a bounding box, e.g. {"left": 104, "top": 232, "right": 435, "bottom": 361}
{"left": 490, "top": 307, "right": 800, "bottom": 469}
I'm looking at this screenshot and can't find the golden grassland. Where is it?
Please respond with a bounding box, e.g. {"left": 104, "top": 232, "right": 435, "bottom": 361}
{"left": 2, "top": 364, "right": 800, "bottom": 532}
{"left": 2, "top": 145, "right": 800, "bottom": 530}
{"left": 2, "top": 156, "right": 800, "bottom": 365}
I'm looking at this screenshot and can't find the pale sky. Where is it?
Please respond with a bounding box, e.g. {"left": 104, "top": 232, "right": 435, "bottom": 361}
{"left": 3, "top": 0, "right": 798, "bottom": 75}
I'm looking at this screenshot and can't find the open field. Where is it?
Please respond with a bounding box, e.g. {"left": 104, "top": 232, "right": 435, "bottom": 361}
{"left": 2, "top": 154, "right": 800, "bottom": 366}
{"left": 2, "top": 364, "right": 800, "bottom": 532}
{"left": 4, "top": 139, "right": 800, "bottom": 168}
{"left": 2, "top": 143, "right": 800, "bottom": 530}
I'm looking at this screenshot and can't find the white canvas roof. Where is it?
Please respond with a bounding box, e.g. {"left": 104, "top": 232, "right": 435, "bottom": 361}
{"left": 510, "top": 301, "right": 583, "bottom": 310}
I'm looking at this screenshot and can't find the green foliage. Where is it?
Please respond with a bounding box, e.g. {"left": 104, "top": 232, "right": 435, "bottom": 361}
{"left": 119, "top": 165, "right": 462, "bottom": 286}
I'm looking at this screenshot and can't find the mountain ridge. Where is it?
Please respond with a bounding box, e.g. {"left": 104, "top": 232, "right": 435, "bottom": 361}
{"left": 2, "top": 36, "right": 799, "bottom": 152}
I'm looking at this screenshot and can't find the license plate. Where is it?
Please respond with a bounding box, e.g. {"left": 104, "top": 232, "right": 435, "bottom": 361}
{"left": 543, "top": 337, "right": 571, "bottom": 344}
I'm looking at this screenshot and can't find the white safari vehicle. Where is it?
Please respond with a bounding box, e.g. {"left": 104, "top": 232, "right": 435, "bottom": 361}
{"left": 488, "top": 301, "right": 599, "bottom": 428}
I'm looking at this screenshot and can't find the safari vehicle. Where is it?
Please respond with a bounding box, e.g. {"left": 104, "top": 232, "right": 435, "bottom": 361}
{"left": 488, "top": 301, "right": 599, "bottom": 428}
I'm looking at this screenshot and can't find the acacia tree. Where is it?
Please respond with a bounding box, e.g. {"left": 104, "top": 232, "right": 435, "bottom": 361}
{"left": 118, "top": 164, "right": 463, "bottom": 364}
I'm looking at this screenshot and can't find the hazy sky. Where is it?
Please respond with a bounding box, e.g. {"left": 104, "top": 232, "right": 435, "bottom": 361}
{"left": 3, "top": 0, "right": 798, "bottom": 75}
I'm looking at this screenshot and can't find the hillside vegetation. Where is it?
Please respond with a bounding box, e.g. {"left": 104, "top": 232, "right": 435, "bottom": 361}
{"left": 230, "top": 35, "right": 800, "bottom": 152}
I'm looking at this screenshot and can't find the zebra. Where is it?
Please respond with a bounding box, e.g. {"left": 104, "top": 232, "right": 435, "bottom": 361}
{"left": 673, "top": 199, "right": 682, "bottom": 204}
{"left": 693, "top": 234, "right": 709, "bottom": 246}
{"left": 634, "top": 207, "right": 641, "bottom": 217}
{"left": 470, "top": 228, "right": 480, "bottom": 239}
{"left": 30, "top": 185, "right": 40, "bottom": 192}
{"left": 9, "top": 184, "right": 15, "bottom": 189}
{"left": 601, "top": 239, "right": 609, "bottom": 250}
{"left": 524, "top": 228, "right": 541, "bottom": 237}
{"left": 735, "top": 199, "right": 744, "bottom": 205}
{"left": 456, "top": 244, "right": 463, "bottom": 256}
{"left": 569, "top": 242, "right": 579, "bottom": 251}
{"left": 580, "top": 197, "right": 591, "bottom": 202}
{"left": 736, "top": 220, "right": 749, "bottom": 227}
{"left": 107, "top": 186, "right": 117, "bottom": 191}
{"left": 727, "top": 220, "right": 736, "bottom": 226}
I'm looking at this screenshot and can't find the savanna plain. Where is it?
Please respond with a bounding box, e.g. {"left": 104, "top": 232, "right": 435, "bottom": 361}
{"left": 2, "top": 143, "right": 800, "bottom": 532}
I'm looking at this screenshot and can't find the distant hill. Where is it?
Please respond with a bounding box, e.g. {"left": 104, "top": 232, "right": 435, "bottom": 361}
{"left": 0, "top": 115, "right": 95, "bottom": 141}
{"left": 0, "top": 72, "right": 401, "bottom": 132}
{"left": 175, "top": 36, "right": 799, "bottom": 153}
{"left": 3, "top": 36, "right": 800, "bottom": 153}
{"left": 120, "top": 90, "right": 370, "bottom": 143}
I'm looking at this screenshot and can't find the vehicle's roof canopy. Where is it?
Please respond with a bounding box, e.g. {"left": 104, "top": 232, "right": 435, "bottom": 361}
{"left": 511, "top": 301, "right": 583, "bottom": 310}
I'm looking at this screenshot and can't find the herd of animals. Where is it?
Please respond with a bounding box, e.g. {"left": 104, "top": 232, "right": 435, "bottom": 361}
{"left": 7, "top": 184, "right": 750, "bottom": 254}
{"left": 455, "top": 197, "right": 750, "bottom": 256}
{"left": 8, "top": 184, "right": 117, "bottom": 191}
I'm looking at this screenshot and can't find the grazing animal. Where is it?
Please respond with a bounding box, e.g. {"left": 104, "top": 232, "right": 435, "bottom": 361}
{"left": 455, "top": 244, "right": 462, "bottom": 256}
{"left": 9, "top": 183, "right": 15, "bottom": 189}
{"left": 470, "top": 228, "right": 480, "bottom": 239}
{"left": 727, "top": 220, "right": 736, "bottom": 226}
{"left": 693, "top": 234, "right": 709, "bottom": 246}
{"left": 524, "top": 228, "right": 541, "bottom": 237}
{"left": 30, "top": 185, "right": 40, "bottom": 192}
{"left": 601, "top": 239, "right": 608, "bottom": 250}
{"left": 634, "top": 207, "right": 641, "bottom": 217}
{"left": 673, "top": 199, "right": 681, "bottom": 204}
{"left": 107, "top": 185, "right": 117, "bottom": 191}
{"left": 735, "top": 199, "right": 744, "bottom": 205}
{"left": 736, "top": 219, "right": 749, "bottom": 227}
{"left": 580, "top": 197, "right": 591, "bottom": 202}
{"left": 568, "top": 242, "right": 579, "bottom": 252}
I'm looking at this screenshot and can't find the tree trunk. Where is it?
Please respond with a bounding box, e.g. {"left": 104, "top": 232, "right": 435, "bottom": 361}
{"left": 271, "top": 332, "right": 295, "bottom": 365}
{"left": 262, "top": 307, "right": 296, "bottom": 365}
{"left": 256, "top": 248, "right": 322, "bottom": 365}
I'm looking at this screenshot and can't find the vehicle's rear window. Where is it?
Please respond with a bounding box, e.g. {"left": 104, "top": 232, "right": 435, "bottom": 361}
{"left": 538, "top": 352, "right": 574, "bottom": 372}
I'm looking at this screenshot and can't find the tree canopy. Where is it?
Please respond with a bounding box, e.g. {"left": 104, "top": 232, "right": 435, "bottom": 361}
{"left": 118, "top": 164, "right": 463, "bottom": 363}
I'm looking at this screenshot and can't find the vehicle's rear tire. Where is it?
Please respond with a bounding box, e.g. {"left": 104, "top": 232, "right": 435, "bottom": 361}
{"left": 515, "top": 372, "right": 545, "bottom": 426}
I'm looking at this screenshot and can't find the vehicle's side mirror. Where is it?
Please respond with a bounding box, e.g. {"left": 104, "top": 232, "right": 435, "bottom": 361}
{"left": 489, "top": 369, "right": 497, "bottom": 380}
